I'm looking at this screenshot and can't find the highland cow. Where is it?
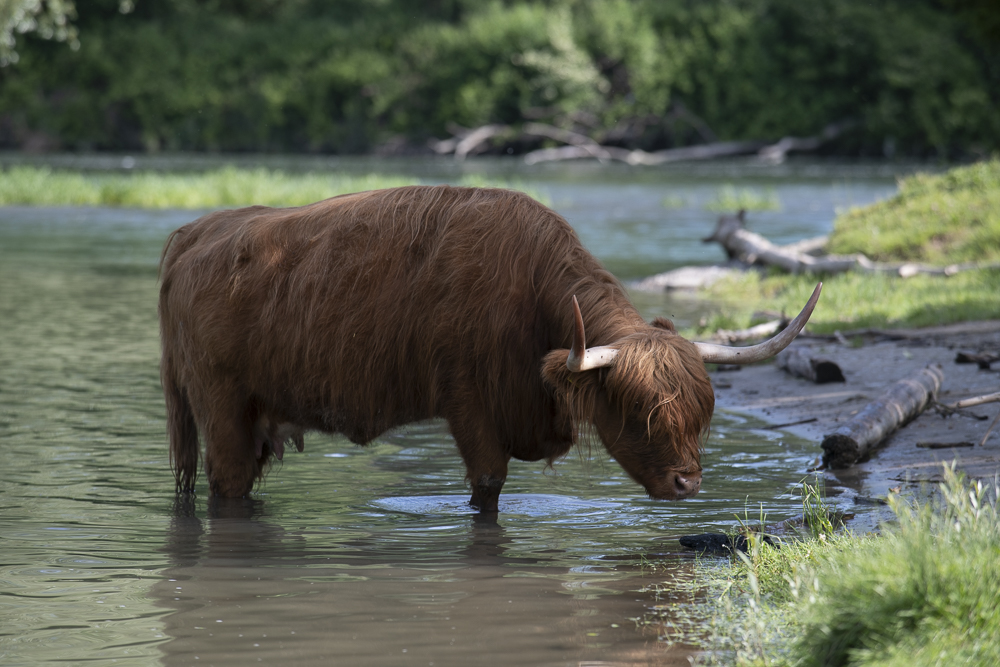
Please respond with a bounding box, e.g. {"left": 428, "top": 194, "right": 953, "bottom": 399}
{"left": 159, "top": 186, "right": 820, "bottom": 511}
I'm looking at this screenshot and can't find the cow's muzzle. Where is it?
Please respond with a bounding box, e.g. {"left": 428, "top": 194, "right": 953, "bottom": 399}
{"left": 651, "top": 470, "right": 702, "bottom": 500}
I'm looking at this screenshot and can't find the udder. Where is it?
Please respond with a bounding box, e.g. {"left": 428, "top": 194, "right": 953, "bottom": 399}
{"left": 252, "top": 415, "right": 305, "bottom": 461}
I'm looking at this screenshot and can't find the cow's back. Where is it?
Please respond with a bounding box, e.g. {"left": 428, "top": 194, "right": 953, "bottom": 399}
{"left": 159, "top": 185, "right": 620, "bottom": 446}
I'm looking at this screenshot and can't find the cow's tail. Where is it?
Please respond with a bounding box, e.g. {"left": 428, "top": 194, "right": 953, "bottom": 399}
{"left": 162, "top": 351, "right": 200, "bottom": 493}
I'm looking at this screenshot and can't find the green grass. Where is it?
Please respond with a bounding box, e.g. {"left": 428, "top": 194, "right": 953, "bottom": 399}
{"left": 694, "top": 268, "right": 1000, "bottom": 336}
{"left": 829, "top": 159, "right": 1000, "bottom": 264}
{"left": 673, "top": 467, "right": 1000, "bottom": 667}
{"left": 0, "top": 166, "right": 549, "bottom": 209}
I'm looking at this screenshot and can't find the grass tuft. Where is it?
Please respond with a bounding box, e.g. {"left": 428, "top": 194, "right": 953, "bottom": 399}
{"left": 689, "top": 466, "right": 1000, "bottom": 667}
{"left": 0, "top": 166, "right": 549, "bottom": 209}
{"left": 791, "top": 467, "right": 1000, "bottom": 667}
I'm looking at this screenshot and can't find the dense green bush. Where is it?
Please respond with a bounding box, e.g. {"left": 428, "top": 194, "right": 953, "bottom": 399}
{"left": 1, "top": 0, "right": 996, "bottom": 156}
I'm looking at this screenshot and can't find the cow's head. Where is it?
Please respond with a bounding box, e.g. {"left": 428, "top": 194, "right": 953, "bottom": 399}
{"left": 542, "top": 283, "right": 822, "bottom": 500}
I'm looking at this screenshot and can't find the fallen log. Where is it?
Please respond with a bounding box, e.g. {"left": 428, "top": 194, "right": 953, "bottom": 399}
{"left": 702, "top": 211, "right": 861, "bottom": 274}
{"left": 523, "top": 144, "right": 631, "bottom": 165}
{"left": 780, "top": 235, "right": 828, "bottom": 256}
{"left": 626, "top": 141, "right": 767, "bottom": 165}
{"left": 454, "top": 124, "right": 510, "bottom": 159}
{"left": 434, "top": 116, "right": 849, "bottom": 165}
{"left": 776, "top": 348, "right": 846, "bottom": 384}
{"left": 757, "top": 120, "right": 855, "bottom": 164}
{"left": 522, "top": 122, "right": 602, "bottom": 150}
{"left": 821, "top": 364, "right": 944, "bottom": 468}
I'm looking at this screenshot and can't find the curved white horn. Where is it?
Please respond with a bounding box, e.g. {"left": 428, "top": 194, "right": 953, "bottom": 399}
{"left": 566, "top": 295, "right": 619, "bottom": 372}
{"left": 695, "top": 283, "right": 823, "bottom": 365}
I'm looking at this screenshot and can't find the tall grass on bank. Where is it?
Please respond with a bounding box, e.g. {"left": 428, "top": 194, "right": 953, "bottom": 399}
{"left": 829, "top": 159, "right": 1000, "bottom": 264}
{"left": 0, "top": 166, "right": 418, "bottom": 208}
{"left": 0, "top": 166, "right": 549, "bottom": 209}
{"left": 696, "top": 466, "right": 1000, "bottom": 667}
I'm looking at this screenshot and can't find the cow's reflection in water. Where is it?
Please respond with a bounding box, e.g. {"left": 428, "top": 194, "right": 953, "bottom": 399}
{"left": 154, "top": 498, "right": 698, "bottom": 667}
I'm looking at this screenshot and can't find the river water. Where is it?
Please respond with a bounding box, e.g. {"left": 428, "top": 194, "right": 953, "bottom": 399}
{"left": 0, "top": 156, "right": 910, "bottom": 665}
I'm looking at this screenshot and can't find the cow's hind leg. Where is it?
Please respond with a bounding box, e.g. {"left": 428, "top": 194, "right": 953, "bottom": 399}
{"left": 162, "top": 353, "right": 199, "bottom": 493}
{"left": 189, "top": 380, "right": 259, "bottom": 498}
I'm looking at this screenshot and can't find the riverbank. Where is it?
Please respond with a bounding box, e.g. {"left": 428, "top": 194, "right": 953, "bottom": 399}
{"left": 653, "top": 328, "right": 1000, "bottom": 665}
{"left": 649, "top": 159, "right": 1000, "bottom": 666}
{"left": 676, "top": 466, "right": 1000, "bottom": 667}
{"left": 713, "top": 320, "right": 1000, "bottom": 530}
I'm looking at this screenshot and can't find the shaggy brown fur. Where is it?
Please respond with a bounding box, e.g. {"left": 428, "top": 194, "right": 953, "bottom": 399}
{"left": 159, "top": 185, "right": 714, "bottom": 510}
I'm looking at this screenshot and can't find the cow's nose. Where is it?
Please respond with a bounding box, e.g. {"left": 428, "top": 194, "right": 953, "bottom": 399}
{"left": 673, "top": 471, "right": 702, "bottom": 499}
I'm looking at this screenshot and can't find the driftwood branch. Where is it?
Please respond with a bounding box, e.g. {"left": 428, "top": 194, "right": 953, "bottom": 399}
{"left": 430, "top": 117, "right": 850, "bottom": 165}
{"left": 523, "top": 144, "right": 632, "bottom": 165}
{"left": 525, "top": 140, "right": 767, "bottom": 166}
{"left": 944, "top": 391, "right": 1000, "bottom": 410}
{"left": 821, "top": 365, "right": 944, "bottom": 468}
{"left": 703, "top": 211, "right": 861, "bottom": 273}
{"left": 757, "top": 121, "right": 856, "bottom": 164}
{"left": 980, "top": 409, "right": 1000, "bottom": 446}
{"left": 454, "top": 124, "right": 510, "bottom": 160}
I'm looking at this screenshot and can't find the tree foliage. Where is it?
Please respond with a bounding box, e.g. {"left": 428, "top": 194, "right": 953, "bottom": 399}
{"left": 0, "top": 0, "right": 79, "bottom": 65}
{"left": 1, "top": 0, "right": 997, "bottom": 156}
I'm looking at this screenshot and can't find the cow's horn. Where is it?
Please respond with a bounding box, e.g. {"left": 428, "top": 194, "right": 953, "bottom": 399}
{"left": 695, "top": 283, "right": 823, "bottom": 365}
{"left": 567, "top": 295, "right": 619, "bottom": 372}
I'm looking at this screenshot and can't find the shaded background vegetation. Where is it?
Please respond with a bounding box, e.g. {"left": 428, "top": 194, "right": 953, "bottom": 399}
{"left": 1, "top": 0, "right": 998, "bottom": 157}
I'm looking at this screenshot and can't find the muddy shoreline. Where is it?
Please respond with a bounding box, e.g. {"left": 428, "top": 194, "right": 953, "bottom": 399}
{"left": 711, "top": 320, "right": 1000, "bottom": 531}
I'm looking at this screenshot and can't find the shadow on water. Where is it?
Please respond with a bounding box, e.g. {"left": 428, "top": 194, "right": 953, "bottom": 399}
{"left": 156, "top": 494, "right": 700, "bottom": 667}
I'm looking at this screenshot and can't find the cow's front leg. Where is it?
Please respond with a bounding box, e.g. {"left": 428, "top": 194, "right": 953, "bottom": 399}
{"left": 188, "top": 380, "right": 258, "bottom": 498}
{"left": 448, "top": 407, "right": 510, "bottom": 513}
{"left": 469, "top": 472, "right": 506, "bottom": 513}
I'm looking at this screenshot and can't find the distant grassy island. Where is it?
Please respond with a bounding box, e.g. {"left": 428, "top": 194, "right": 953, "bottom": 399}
{"left": 0, "top": 166, "right": 418, "bottom": 208}
{"left": 0, "top": 165, "right": 550, "bottom": 209}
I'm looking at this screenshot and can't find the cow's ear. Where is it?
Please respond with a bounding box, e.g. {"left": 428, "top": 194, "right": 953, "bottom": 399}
{"left": 541, "top": 349, "right": 601, "bottom": 415}
{"left": 651, "top": 317, "right": 676, "bottom": 332}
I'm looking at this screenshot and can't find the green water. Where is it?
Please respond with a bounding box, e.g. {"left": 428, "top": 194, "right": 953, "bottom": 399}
{"left": 0, "top": 159, "right": 901, "bottom": 665}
